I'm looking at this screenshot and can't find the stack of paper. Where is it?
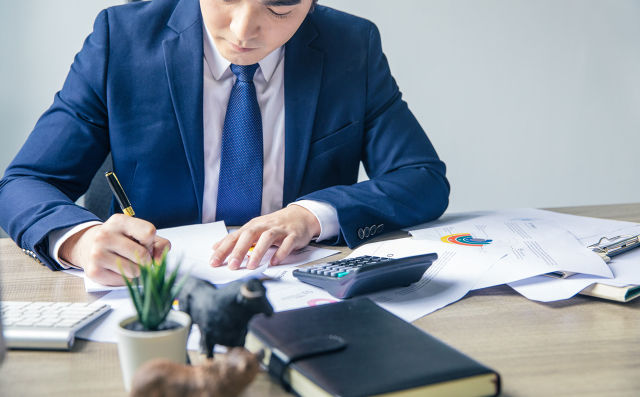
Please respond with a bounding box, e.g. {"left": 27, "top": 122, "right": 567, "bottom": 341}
{"left": 408, "top": 208, "right": 640, "bottom": 302}
{"left": 71, "top": 208, "right": 640, "bottom": 348}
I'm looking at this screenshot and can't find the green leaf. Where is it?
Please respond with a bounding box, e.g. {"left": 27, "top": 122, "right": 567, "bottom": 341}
{"left": 142, "top": 265, "right": 155, "bottom": 330}
{"left": 162, "top": 268, "right": 178, "bottom": 300}
{"left": 119, "top": 263, "right": 142, "bottom": 318}
{"left": 120, "top": 247, "right": 184, "bottom": 332}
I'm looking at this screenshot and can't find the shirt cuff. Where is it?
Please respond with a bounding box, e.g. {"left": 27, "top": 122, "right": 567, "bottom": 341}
{"left": 48, "top": 221, "right": 102, "bottom": 269}
{"left": 289, "top": 200, "right": 339, "bottom": 242}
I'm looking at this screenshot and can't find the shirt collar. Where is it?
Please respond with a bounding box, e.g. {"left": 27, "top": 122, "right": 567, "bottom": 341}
{"left": 202, "top": 23, "right": 283, "bottom": 82}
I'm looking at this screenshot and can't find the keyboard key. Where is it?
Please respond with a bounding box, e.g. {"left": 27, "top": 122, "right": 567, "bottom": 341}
{"left": 1, "top": 301, "right": 111, "bottom": 350}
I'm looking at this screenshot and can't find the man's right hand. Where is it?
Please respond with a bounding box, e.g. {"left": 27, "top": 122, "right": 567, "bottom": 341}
{"left": 59, "top": 214, "right": 171, "bottom": 286}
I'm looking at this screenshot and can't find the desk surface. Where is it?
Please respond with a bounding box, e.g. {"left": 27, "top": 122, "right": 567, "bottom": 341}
{"left": 2, "top": 203, "right": 640, "bottom": 396}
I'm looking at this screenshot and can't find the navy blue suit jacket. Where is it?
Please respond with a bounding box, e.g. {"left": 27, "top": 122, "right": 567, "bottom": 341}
{"left": 0, "top": 0, "right": 449, "bottom": 270}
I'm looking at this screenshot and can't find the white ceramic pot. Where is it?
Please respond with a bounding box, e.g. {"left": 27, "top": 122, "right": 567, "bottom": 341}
{"left": 116, "top": 310, "right": 191, "bottom": 391}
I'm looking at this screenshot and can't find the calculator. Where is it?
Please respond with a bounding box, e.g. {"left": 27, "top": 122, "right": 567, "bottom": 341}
{"left": 292, "top": 253, "right": 438, "bottom": 299}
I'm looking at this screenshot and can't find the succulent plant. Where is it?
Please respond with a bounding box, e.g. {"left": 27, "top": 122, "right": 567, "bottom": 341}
{"left": 120, "top": 249, "right": 187, "bottom": 331}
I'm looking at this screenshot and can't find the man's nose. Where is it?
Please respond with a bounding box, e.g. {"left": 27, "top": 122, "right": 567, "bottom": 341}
{"left": 230, "top": 4, "right": 260, "bottom": 44}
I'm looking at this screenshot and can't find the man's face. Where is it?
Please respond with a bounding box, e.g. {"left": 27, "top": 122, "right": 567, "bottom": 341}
{"left": 200, "top": 0, "right": 313, "bottom": 65}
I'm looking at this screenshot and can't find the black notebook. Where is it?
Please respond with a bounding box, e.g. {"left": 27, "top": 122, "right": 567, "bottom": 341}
{"left": 245, "top": 298, "right": 500, "bottom": 397}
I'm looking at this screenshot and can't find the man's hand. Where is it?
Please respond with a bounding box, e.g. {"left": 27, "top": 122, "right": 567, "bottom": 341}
{"left": 59, "top": 214, "right": 171, "bottom": 286}
{"left": 210, "top": 205, "right": 321, "bottom": 270}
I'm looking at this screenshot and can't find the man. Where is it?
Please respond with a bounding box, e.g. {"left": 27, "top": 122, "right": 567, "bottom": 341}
{"left": 0, "top": 0, "right": 449, "bottom": 286}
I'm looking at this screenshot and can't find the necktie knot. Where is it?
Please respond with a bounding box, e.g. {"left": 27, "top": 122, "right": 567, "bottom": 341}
{"left": 230, "top": 63, "right": 259, "bottom": 82}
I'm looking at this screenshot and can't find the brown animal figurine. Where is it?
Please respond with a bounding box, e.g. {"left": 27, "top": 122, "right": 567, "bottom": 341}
{"left": 130, "top": 347, "right": 264, "bottom": 397}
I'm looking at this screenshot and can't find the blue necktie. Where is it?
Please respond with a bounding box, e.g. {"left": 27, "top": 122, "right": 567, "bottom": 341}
{"left": 216, "top": 64, "right": 263, "bottom": 225}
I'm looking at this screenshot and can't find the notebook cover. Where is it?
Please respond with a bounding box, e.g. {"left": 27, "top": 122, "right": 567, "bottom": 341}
{"left": 579, "top": 283, "right": 640, "bottom": 302}
{"left": 247, "top": 298, "right": 500, "bottom": 397}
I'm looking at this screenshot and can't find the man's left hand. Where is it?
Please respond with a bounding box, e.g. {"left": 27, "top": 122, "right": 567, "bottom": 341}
{"left": 210, "top": 205, "right": 321, "bottom": 270}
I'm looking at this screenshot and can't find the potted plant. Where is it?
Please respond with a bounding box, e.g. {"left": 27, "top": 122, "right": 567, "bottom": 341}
{"left": 115, "top": 250, "right": 191, "bottom": 391}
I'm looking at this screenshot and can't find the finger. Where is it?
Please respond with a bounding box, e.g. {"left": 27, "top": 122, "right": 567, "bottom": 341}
{"left": 90, "top": 228, "right": 149, "bottom": 273}
{"left": 227, "top": 229, "right": 261, "bottom": 270}
{"left": 152, "top": 237, "right": 171, "bottom": 261}
{"left": 108, "top": 233, "right": 153, "bottom": 265}
{"left": 248, "top": 229, "right": 283, "bottom": 269}
{"left": 97, "top": 250, "right": 141, "bottom": 279}
{"left": 210, "top": 231, "right": 241, "bottom": 267}
{"left": 106, "top": 214, "right": 158, "bottom": 253}
{"left": 271, "top": 235, "right": 298, "bottom": 266}
{"left": 84, "top": 265, "right": 129, "bottom": 287}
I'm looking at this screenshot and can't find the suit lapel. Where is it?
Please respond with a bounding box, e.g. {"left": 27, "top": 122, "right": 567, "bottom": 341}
{"left": 163, "top": 0, "right": 204, "bottom": 220}
{"left": 283, "top": 17, "right": 324, "bottom": 206}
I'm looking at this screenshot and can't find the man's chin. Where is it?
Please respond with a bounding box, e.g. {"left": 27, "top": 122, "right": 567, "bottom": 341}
{"left": 221, "top": 48, "right": 265, "bottom": 66}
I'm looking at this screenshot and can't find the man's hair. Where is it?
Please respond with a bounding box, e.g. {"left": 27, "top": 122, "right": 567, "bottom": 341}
{"left": 310, "top": 0, "right": 319, "bottom": 12}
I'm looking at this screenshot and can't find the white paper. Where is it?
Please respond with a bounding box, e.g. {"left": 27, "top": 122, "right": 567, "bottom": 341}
{"left": 408, "top": 209, "right": 613, "bottom": 288}
{"left": 159, "top": 222, "right": 277, "bottom": 284}
{"left": 263, "top": 238, "right": 503, "bottom": 322}
{"left": 348, "top": 238, "right": 504, "bottom": 321}
{"left": 261, "top": 246, "right": 340, "bottom": 279}
{"left": 509, "top": 226, "right": 640, "bottom": 301}
{"left": 526, "top": 209, "right": 640, "bottom": 244}
{"left": 82, "top": 222, "right": 272, "bottom": 292}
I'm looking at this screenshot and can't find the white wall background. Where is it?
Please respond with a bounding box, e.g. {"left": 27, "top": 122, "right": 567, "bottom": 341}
{"left": 0, "top": 0, "right": 121, "bottom": 173}
{"left": 324, "top": 0, "right": 640, "bottom": 212}
{"left": 1, "top": 0, "right": 639, "bottom": 218}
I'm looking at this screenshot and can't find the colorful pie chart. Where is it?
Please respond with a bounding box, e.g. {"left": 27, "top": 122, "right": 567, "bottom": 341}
{"left": 441, "top": 233, "right": 492, "bottom": 246}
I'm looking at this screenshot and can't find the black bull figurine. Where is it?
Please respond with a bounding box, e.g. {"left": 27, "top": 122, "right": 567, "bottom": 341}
{"left": 178, "top": 277, "right": 274, "bottom": 358}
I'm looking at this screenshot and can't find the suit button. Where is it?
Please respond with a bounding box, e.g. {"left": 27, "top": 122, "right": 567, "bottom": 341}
{"left": 376, "top": 224, "right": 384, "bottom": 234}
{"left": 369, "top": 224, "right": 377, "bottom": 236}
{"left": 358, "top": 228, "right": 365, "bottom": 239}
{"left": 364, "top": 227, "right": 370, "bottom": 238}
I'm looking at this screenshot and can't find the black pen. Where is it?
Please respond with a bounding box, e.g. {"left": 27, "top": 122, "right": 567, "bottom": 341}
{"left": 105, "top": 171, "right": 135, "bottom": 217}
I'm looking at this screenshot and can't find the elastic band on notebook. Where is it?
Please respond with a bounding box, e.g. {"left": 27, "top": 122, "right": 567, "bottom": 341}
{"left": 267, "top": 334, "right": 347, "bottom": 389}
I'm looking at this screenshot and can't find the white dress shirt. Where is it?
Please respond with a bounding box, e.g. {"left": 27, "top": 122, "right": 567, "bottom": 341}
{"left": 48, "top": 24, "right": 339, "bottom": 268}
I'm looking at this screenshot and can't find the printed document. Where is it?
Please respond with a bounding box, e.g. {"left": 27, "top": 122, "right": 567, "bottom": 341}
{"left": 408, "top": 209, "right": 612, "bottom": 290}
{"left": 508, "top": 220, "right": 640, "bottom": 301}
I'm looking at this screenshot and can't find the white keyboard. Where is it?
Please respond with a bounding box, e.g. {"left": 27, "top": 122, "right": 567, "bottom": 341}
{"left": 1, "top": 301, "right": 111, "bottom": 350}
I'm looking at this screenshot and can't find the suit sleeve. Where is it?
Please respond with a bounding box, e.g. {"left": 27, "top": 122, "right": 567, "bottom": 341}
{"left": 0, "top": 10, "right": 111, "bottom": 270}
{"left": 299, "top": 23, "right": 450, "bottom": 248}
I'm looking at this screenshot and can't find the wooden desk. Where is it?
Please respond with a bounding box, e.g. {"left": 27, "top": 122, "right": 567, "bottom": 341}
{"left": 2, "top": 203, "right": 640, "bottom": 396}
